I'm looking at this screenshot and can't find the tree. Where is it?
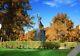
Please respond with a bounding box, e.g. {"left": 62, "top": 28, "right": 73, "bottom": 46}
{"left": 0, "top": 0, "right": 33, "bottom": 41}
{"left": 46, "top": 13, "right": 74, "bottom": 41}
{"left": 53, "top": 13, "right": 74, "bottom": 42}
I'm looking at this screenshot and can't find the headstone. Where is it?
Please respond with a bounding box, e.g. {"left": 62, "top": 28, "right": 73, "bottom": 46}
{"left": 0, "top": 24, "right": 2, "bottom": 29}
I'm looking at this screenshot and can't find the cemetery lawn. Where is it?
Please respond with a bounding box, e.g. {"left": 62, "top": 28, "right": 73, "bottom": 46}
{"left": 0, "top": 48, "right": 73, "bottom": 56}
{"left": 77, "top": 53, "right": 80, "bottom": 56}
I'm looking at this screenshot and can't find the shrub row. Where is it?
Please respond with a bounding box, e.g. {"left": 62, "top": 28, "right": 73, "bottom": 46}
{"left": 42, "top": 42, "right": 60, "bottom": 49}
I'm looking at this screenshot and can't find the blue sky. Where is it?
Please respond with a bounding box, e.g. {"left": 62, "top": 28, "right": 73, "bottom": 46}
{"left": 26, "top": 0, "right": 80, "bottom": 30}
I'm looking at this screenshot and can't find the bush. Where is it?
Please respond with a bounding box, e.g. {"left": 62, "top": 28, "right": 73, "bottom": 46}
{"left": 42, "top": 42, "right": 60, "bottom": 49}
{"left": 42, "top": 42, "right": 54, "bottom": 49}
{"left": 53, "top": 42, "right": 60, "bottom": 49}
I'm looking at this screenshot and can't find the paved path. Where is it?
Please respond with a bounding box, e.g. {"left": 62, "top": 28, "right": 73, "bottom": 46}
{"left": 67, "top": 44, "right": 80, "bottom": 56}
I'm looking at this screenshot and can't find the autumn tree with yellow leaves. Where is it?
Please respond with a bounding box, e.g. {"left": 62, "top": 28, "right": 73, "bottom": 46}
{"left": 0, "top": 0, "right": 34, "bottom": 41}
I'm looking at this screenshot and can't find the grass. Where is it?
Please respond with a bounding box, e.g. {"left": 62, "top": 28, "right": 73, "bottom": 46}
{"left": 0, "top": 48, "right": 71, "bottom": 56}
{"left": 77, "top": 53, "right": 80, "bottom": 56}
{"left": 0, "top": 41, "right": 79, "bottom": 56}
{"left": 0, "top": 41, "right": 77, "bottom": 49}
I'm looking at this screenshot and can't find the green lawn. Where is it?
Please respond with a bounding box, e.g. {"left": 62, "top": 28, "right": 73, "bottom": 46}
{"left": 77, "top": 53, "right": 80, "bottom": 56}
{"left": 0, "top": 48, "right": 72, "bottom": 56}
{"left": 0, "top": 41, "right": 79, "bottom": 56}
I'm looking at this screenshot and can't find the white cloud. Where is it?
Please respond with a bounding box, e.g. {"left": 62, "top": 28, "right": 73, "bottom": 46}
{"left": 31, "top": 0, "right": 77, "bottom": 7}
{"left": 43, "top": 0, "right": 71, "bottom": 7}
{"left": 43, "top": 1, "right": 56, "bottom": 7}
{"left": 70, "top": 3, "right": 77, "bottom": 7}
{"left": 65, "top": 0, "right": 77, "bottom": 7}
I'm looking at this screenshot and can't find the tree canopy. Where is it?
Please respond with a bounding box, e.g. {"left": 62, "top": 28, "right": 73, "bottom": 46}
{"left": 0, "top": 0, "right": 33, "bottom": 41}
{"left": 46, "top": 13, "right": 74, "bottom": 42}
